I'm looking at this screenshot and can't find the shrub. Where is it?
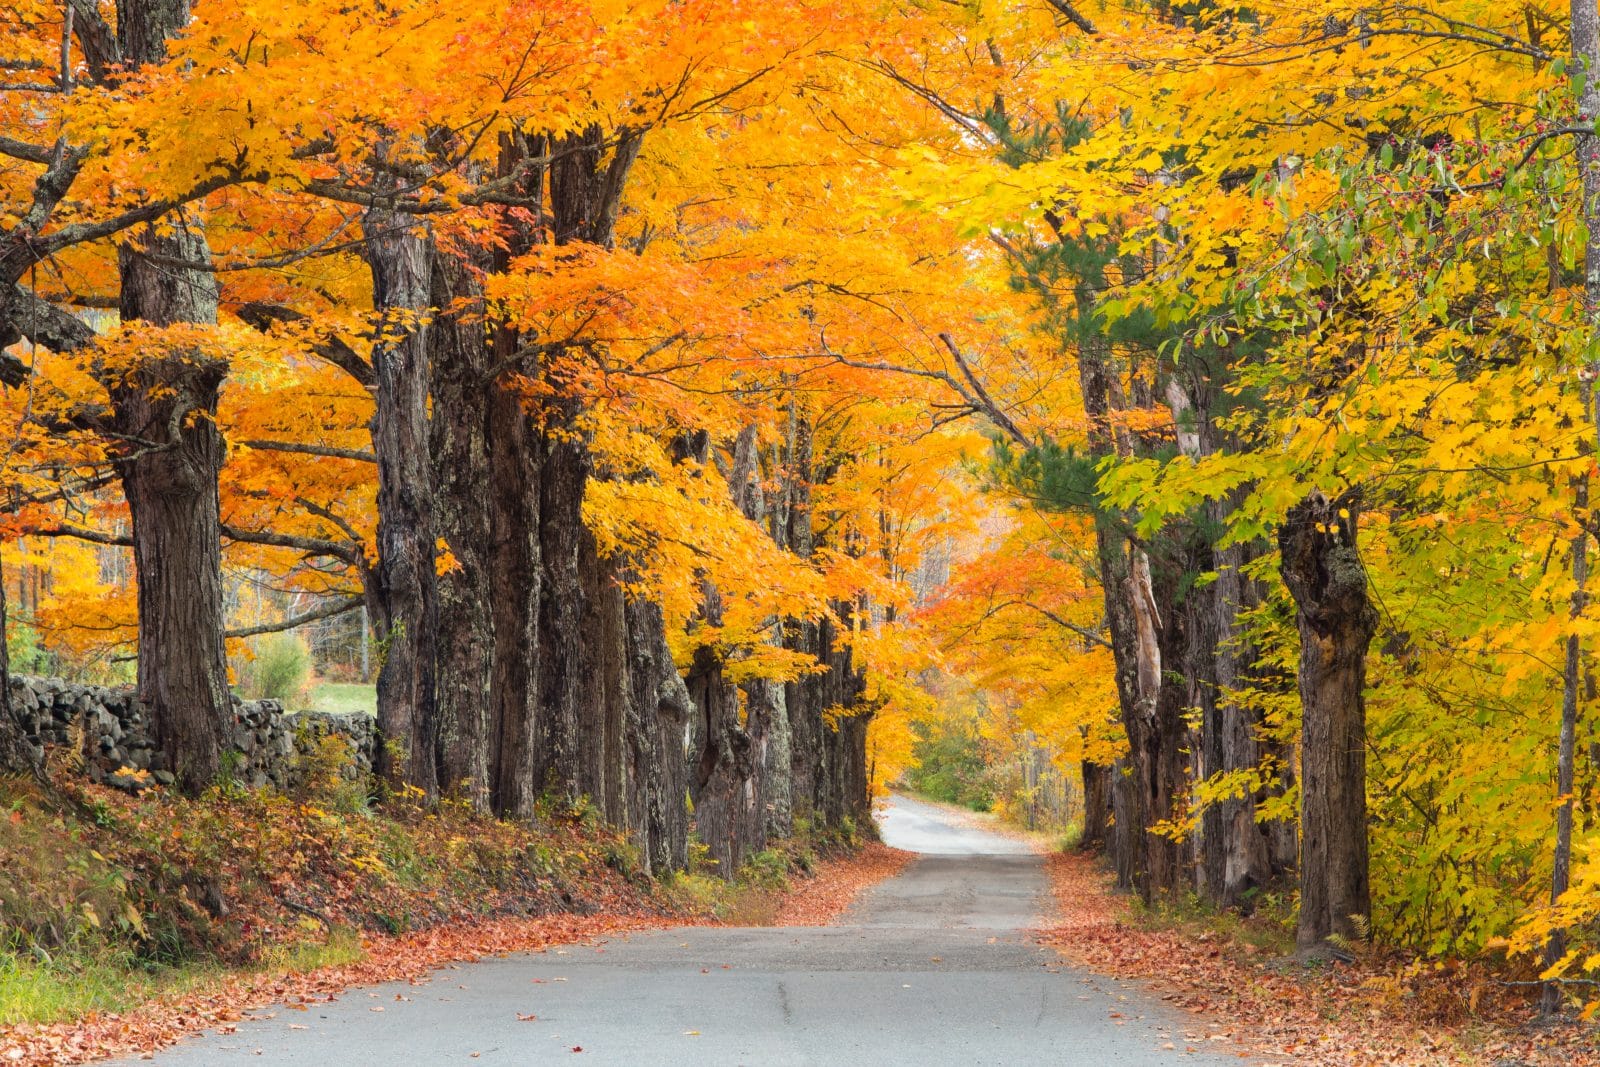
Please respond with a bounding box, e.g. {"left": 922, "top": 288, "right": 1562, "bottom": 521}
{"left": 5, "top": 618, "right": 51, "bottom": 675}
{"left": 241, "top": 634, "right": 312, "bottom": 704}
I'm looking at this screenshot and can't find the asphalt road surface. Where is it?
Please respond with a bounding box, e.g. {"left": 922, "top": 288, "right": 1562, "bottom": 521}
{"left": 120, "top": 796, "right": 1239, "bottom": 1065}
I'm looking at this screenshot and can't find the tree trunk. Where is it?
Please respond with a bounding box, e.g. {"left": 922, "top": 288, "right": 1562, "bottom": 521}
{"left": 427, "top": 249, "right": 494, "bottom": 808}
{"left": 0, "top": 554, "right": 40, "bottom": 776}
{"left": 1073, "top": 303, "right": 1187, "bottom": 898}
{"left": 688, "top": 635, "right": 759, "bottom": 875}
{"left": 364, "top": 206, "right": 439, "bottom": 799}
{"left": 485, "top": 132, "right": 546, "bottom": 822}
{"left": 1278, "top": 489, "right": 1376, "bottom": 952}
{"left": 112, "top": 227, "right": 230, "bottom": 795}
{"left": 1548, "top": 0, "right": 1600, "bottom": 1011}
{"left": 1128, "top": 547, "right": 1192, "bottom": 897}
{"left": 1080, "top": 758, "right": 1109, "bottom": 851}
{"left": 757, "top": 677, "right": 793, "bottom": 838}
{"left": 535, "top": 399, "right": 590, "bottom": 801}
{"left": 107, "top": 0, "right": 229, "bottom": 795}
{"left": 1165, "top": 371, "right": 1289, "bottom": 910}
{"left": 624, "top": 594, "right": 692, "bottom": 874}
{"left": 488, "top": 372, "right": 542, "bottom": 819}
{"left": 577, "top": 526, "right": 629, "bottom": 819}
{"left": 1194, "top": 513, "right": 1284, "bottom": 909}
{"left": 526, "top": 122, "right": 645, "bottom": 806}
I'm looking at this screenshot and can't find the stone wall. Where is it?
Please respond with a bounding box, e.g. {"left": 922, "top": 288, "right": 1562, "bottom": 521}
{"left": 6, "top": 675, "right": 374, "bottom": 793}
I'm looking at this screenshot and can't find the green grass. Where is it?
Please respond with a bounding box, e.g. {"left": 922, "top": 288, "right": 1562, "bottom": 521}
{"left": 302, "top": 682, "right": 377, "bottom": 715}
{"left": 0, "top": 928, "right": 369, "bottom": 1027}
{"left": 0, "top": 950, "right": 205, "bottom": 1027}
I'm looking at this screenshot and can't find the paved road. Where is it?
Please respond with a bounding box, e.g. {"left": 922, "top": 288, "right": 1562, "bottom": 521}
{"left": 121, "top": 796, "right": 1238, "bottom": 1065}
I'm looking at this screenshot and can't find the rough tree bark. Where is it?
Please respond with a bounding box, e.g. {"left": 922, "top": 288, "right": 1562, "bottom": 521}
{"left": 487, "top": 374, "right": 542, "bottom": 819}
{"left": 686, "top": 424, "right": 795, "bottom": 875}
{"left": 624, "top": 594, "right": 692, "bottom": 874}
{"left": 772, "top": 415, "right": 874, "bottom": 835}
{"left": 364, "top": 205, "right": 439, "bottom": 799}
{"left": 108, "top": 332, "right": 230, "bottom": 794}
{"left": 1071, "top": 301, "right": 1187, "bottom": 897}
{"left": 1079, "top": 757, "right": 1109, "bottom": 852}
{"left": 530, "top": 124, "right": 645, "bottom": 804}
{"left": 106, "top": 0, "right": 230, "bottom": 794}
{"left": 427, "top": 250, "right": 494, "bottom": 808}
{"left": 1166, "top": 373, "right": 1290, "bottom": 909}
{"left": 1278, "top": 489, "right": 1376, "bottom": 952}
{"left": 535, "top": 406, "right": 589, "bottom": 801}
{"left": 485, "top": 131, "right": 545, "bottom": 822}
{"left": 577, "top": 527, "right": 629, "bottom": 821}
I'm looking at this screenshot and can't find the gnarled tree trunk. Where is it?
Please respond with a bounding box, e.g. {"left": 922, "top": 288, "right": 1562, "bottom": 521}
{"left": 112, "top": 227, "right": 230, "bottom": 795}
{"left": 109, "top": 0, "right": 229, "bottom": 795}
{"left": 485, "top": 132, "right": 546, "bottom": 822}
{"left": 535, "top": 402, "right": 589, "bottom": 801}
{"left": 364, "top": 207, "right": 439, "bottom": 799}
{"left": 624, "top": 594, "right": 692, "bottom": 874}
{"left": 428, "top": 249, "right": 494, "bottom": 808}
{"left": 488, "top": 376, "right": 543, "bottom": 819}
{"left": 1279, "top": 489, "right": 1376, "bottom": 952}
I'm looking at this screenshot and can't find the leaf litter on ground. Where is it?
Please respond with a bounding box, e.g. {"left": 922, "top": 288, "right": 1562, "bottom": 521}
{"left": 1038, "top": 851, "right": 1600, "bottom": 1067}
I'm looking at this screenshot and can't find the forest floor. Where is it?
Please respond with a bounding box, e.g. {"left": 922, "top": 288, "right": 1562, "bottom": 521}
{"left": 0, "top": 774, "right": 906, "bottom": 1066}
{"left": 1040, "top": 849, "right": 1600, "bottom": 1066}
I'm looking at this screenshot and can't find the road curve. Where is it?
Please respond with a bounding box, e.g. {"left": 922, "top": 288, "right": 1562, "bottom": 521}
{"left": 115, "top": 795, "right": 1237, "bottom": 1066}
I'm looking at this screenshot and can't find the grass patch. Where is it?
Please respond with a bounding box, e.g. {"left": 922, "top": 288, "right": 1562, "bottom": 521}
{"left": 0, "top": 950, "right": 177, "bottom": 1026}
{"left": 301, "top": 682, "right": 376, "bottom": 715}
{"left": 0, "top": 926, "right": 369, "bottom": 1029}
{"left": 259, "top": 926, "right": 367, "bottom": 973}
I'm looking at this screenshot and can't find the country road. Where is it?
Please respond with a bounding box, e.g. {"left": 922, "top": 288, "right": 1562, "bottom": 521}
{"left": 119, "top": 796, "right": 1238, "bottom": 1065}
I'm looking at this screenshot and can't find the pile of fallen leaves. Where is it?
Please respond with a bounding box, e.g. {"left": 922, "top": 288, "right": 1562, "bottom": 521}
{"left": 772, "top": 842, "right": 914, "bottom": 926}
{"left": 1039, "top": 851, "right": 1600, "bottom": 1066}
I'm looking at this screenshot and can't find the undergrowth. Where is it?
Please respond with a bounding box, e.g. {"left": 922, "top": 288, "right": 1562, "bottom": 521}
{"left": 659, "top": 818, "right": 863, "bottom": 924}
{"left": 0, "top": 756, "right": 885, "bottom": 1031}
{"left": 0, "top": 770, "right": 679, "bottom": 1028}
{"left": 1126, "top": 886, "right": 1298, "bottom": 959}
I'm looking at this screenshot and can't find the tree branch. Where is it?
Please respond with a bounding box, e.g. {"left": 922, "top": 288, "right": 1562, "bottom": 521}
{"left": 938, "top": 333, "right": 1034, "bottom": 450}
{"left": 1043, "top": 0, "right": 1097, "bottom": 35}
{"left": 237, "top": 439, "right": 376, "bottom": 464}
{"left": 29, "top": 524, "right": 132, "bottom": 547}
{"left": 234, "top": 301, "right": 374, "bottom": 388}
{"left": 226, "top": 595, "right": 364, "bottom": 639}
{"left": 221, "top": 524, "right": 362, "bottom": 566}
{"left": 1, "top": 284, "right": 97, "bottom": 360}
{"left": 1000, "top": 599, "right": 1112, "bottom": 649}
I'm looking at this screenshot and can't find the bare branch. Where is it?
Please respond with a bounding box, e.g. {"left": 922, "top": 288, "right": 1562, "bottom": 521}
{"left": 29, "top": 524, "right": 132, "bottom": 547}
{"left": 227, "top": 595, "right": 364, "bottom": 639}
{"left": 938, "top": 333, "right": 1034, "bottom": 450}
{"left": 221, "top": 524, "right": 362, "bottom": 566}
{"left": 1000, "top": 599, "right": 1112, "bottom": 649}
